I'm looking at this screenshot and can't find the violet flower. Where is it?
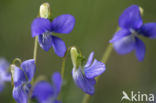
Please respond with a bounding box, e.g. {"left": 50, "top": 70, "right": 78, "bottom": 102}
{"left": 31, "top": 14, "right": 75, "bottom": 57}
{"left": 11, "top": 59, "right": 36, "bottom": 103}
{"left": 110, "top": 5, "right": 156, "bottom": 61}
{"left": 71, "top": 47, "right": 106, "bottom": 95}
{"left": 32, "top": 72, "right": 62, "bottom": 103}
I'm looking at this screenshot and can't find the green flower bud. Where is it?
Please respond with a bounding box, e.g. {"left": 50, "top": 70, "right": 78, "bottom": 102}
{"left": 40, "top": 2, "right": 51, "bottom": 19}
{"left": 139, "top": 6, "right": 144, "bottom": 16}
{"left": 70, "top": 47, "right": 79, "bottom": 67}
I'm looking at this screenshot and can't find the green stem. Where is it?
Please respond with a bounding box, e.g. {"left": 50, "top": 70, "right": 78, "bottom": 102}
{"left": 82, "top": 94, "right": 90, "bottom": 103}
{"left": 101, "top": 44, "right": 113, "bottom": 63}
{"left": 59, "top": 57, "right": 66, "bottom": 101}
{"left": 59, "top": 47, "right": 71, "bottom": 101}
{"left": 81, "top": 44, "right": 113, "bottom": 103}
{"left": 31, "top": 36, "right": 38, "bottom": 85}
{"left": 12, "top": 58, "right": 22, "bottom": 66}
{"left": 61, "top": 57, "right": 66, "bottom": 79}
{"left": 61, "top": 47, "right": 71, "bottom": 79}
{"left": 33, "top": 36, "right": 38, "bottom": 63}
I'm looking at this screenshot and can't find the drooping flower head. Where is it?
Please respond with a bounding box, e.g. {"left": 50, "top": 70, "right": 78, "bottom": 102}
{"left": 31, "top": 3, "right": 75, "bottom": 57}
{"left": 70, "top": 47, "right": 106, "bottom": 95}
{"left": 32, "top": 72, "right": 62, "bottom": 103}
{"left": 11, "top": 59, "right": 36, "bottom": 103}
{"left": 110, "top": 5, "right": 156, "bottom": 61}
{"left": 0, "top": 58, "right": 11, "bottom": 92}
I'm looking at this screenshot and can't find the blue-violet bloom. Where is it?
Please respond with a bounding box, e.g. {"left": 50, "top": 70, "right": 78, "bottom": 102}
{"left": 32, "top": 72, "right": 62, "bottom": 103}
{"left": 31, "top": 14, "right": 75, "bottom": 57}
{"left": 0, "top": 58, "right": 11, "bottom": 92}
{"left": 11, "top": 59, "right": 36, "bottom": 103}
{"left": 71, "top": 47, "right": 106, "bottom": 95}
{"left": 110, "top": 5, "right": 156, "bottom": 61}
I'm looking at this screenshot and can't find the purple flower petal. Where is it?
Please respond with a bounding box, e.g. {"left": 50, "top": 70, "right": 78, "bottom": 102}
{"left": 119, "top": 5, "right": 143, "bottom": 30}
{"left": 13, "top": 86, "right": 29, "bottom": 103}
{"left": 138, "top": 23, "right": 156, "bottom": 38}
{"left": 0, "top": 58, "right": 11, "bottom": 82}
{"left": 31, "top": 18, "right": 52, "bottom": 37}
{"left": 51, "top": 36, "right": 67, "bottom": 57}
{"left": 72, "top": 68, "right": 96, "bottom": 95}
{"left": 13, "top": 65, "right": 26, "bottom": 87}
{"left": 2, "top": 73, "right": 11, "bottom": 82}
{"left": 0, "top": 58, "right": 9, "bottom": 72}
{"left": 135, "top": 37, "right": 146, "bottom": 61}
{"left": 85, "top": 52, "right": 94, "bottom": 68}
{"left": 52, "top": 72, "right": 62, "bottom": 96}
{"left": 113, "top": 35, "right": 136, "bottom": 54}
{"left": 32, "top": 81, "right": 54, "bottom": 103}
{"left": 21, "top": 59, "right": 36, "bottom": 82}
{"left": 110, "top": 29, "right": 131, "bottom": 43}
{"left": 51, "top": 14, "right": 75, "bottom": 34}
{"left": 84, "top": 59, "right": 106, "bottom": 78}
{"left": 38, "top": 33, "right": 53, "bottom": 51}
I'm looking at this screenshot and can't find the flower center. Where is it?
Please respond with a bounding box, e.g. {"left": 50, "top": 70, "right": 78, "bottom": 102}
{"left": 130, "top": 29, "right": 138, "bottom": 37}
{"left": 42, "top": 32, "right": 51, "bottom": 42}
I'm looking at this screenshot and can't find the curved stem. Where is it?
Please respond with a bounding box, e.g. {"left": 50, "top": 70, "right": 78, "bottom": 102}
{"left": 33, "top": 36, "right": 38, "bottom": 63}
{"left": 12, "top": 58, "right": 22, "bottom": 65}
{"left": 81, "top": 44, "right": 113, "bottom": 103}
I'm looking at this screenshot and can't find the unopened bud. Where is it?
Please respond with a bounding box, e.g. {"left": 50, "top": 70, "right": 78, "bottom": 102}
{"left": 70, "top": 47, "right": 79, "bottom": 67}
{"left": 139, "top": 6, "right": 144, "bottom": 16}
{"left": 40, "top": 2, "right": 51, "bottom": 18}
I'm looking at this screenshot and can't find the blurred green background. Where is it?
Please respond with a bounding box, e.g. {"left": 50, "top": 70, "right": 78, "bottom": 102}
{"left": 0, "top": 0, "right": 156, "bottom": 103}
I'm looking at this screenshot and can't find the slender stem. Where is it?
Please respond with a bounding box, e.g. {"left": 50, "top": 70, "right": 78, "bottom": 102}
{"left": 58, "top": 47, "right": 71, "bottom": 101}
{"left": 33, "top": 36, "right": 38, "bottom": 63}
{"left": 31, "top": 36, "right": 38, "bottom": 85}
{"left": 61, "top": 57, "right": 66, "bottom": 79}
{"left": 82, "top": 94, "right": 90, "bottom": 103}
{"left": 81, "top": 44, "right": 113, "bottom": 103}
{"left": 61, "top": 47, "right": 71, "bottom": 79}
{"left": 96, "top": 44, "right": 113, "bottom": 82}
{"left": 59, "top": 57, "right": 66, "bottom": 101}
{"left": 101, "top": 44, "right": 113, "bottom": 63}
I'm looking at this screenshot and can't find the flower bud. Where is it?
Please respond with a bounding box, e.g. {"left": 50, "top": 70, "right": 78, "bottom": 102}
{"left": 139, "top": 6, "right": 144, "bottom": 16}
{"left": 40, "top": 2, "right": 51, "bottom": 18}
{"left": 10, "top": 64, "right": 15, "bottom": 83}
{"left": 70, "top": 47, "right": 79, "bottom": 67}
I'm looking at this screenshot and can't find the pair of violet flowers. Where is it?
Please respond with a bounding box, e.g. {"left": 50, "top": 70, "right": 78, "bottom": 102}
{"left": 10, "top": 58, "right": 62, "bottom": 103}
{"left": 31, "top": 3, "right": 106, "bottom": 95}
